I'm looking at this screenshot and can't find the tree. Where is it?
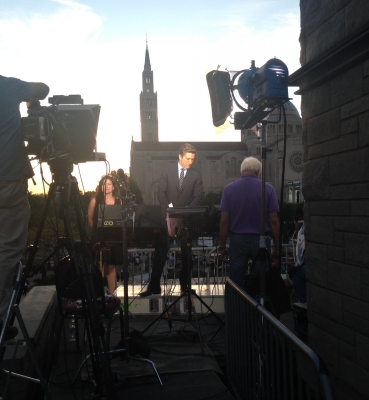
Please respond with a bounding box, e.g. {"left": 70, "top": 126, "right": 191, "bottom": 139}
{"left": 27, "top": 190, "right": 94, "bottom": 257}
{"left": 110, "top": 170, "right": 144, "bottom": 205}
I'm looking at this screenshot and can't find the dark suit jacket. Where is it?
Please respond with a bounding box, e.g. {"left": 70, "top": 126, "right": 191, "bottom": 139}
{"left": 157, "top": 163, "right": 204, "bottom": 217}
{"left": 158, "top": 163, "right": 204, "bottom": 236}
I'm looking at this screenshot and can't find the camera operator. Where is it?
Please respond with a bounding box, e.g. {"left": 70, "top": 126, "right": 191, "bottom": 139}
{"left": 0, "top": 75, "right": 49, "bottom": 340}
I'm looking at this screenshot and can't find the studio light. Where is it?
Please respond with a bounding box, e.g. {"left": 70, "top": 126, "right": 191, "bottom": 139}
{"left": 207, "top": 58, "right": 289, "bottom": 130}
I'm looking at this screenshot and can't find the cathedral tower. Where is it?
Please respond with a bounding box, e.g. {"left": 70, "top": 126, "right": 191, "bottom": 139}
{"left": 140, "top": 41, "right": 158, "bottom": 141}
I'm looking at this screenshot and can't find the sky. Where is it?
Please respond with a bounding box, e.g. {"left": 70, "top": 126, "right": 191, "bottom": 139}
{"left": 0, "top": 0, "right": 302, "bottom": 194}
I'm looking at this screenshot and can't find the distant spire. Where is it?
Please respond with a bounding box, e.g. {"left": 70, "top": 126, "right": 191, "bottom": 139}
{"left": 145, "top": 36, "right": 150, "bottom": 65}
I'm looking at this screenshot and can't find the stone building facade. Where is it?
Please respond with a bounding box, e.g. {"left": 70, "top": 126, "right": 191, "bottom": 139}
{"left": 131, "top": 44, "right": 303, "bottom": 206}
{"left": 289, "top": 1, "right": 369, "bottom": 399}
{"left": 130, "top": 141, "right": 248, "bottom": 205}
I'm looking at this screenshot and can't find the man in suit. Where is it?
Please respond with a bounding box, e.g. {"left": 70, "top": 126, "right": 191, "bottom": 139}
{"left": 140, "top": 143, "right": 204, "bottom": 296}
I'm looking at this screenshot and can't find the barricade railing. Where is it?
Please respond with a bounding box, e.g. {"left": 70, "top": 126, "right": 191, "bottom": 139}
{"left": 122, "top": 244, "right": 295, "bottom": 289}
{"left": 225, "top": 279, "right": 335, "bottom": 400}
{"left": 281, "top": 243, "right": 296, "bottom": 278}
{"left": 117, "top": 247, "right": 226, "bottom": 295}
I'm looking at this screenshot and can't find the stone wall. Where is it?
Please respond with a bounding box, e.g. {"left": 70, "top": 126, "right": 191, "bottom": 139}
{"left": 290, "top": 1, "right": 369, "bottom": 399}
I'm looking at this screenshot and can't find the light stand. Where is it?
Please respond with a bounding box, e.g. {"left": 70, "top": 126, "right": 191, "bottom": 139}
{"left": 121, "top": 191, "right": 132, "bottom": 358}
{"left": 181, "top": 220, "right": 205, "bottom": 353}
{"left": 259, "top": 120, "right": 269, "bottom": 307}
{"left": 115, "top": 179, "right": 163, "bottom": 384}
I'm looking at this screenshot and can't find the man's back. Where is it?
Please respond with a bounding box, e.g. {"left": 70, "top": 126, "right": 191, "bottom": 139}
{"left": 221, "top": 174, "right": 279, "bottom": 234}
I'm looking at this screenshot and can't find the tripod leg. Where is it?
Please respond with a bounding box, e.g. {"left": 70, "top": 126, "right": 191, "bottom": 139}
{"left": 0, "top": 263, "right": 22, "bottom": 352}
{"left": 128, "top": 356, "right": 163, "bottom": 385}
{"left": 14, "top": 306, "right": 52, "bottom": 399}
{"left": 2, "top": 301, "right": 52, "bottom": 399}
{"left": 141, "top": 295, "right": 182, "bottom": 335}
{"left": 187, "top": 292, "right": 205, "bottom": 354}
{"left": 11, "top": 183, "right": 57, "bottom": 322}
{"left": 192, "top": 293, "right": 224, "bottom": 324}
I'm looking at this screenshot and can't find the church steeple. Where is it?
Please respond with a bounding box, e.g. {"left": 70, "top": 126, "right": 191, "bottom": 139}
{"left": 144, "top": 40, "right": 150, "bottom": 66}
{"left": 140, "top": 40, "right": 158, "bottom": 142}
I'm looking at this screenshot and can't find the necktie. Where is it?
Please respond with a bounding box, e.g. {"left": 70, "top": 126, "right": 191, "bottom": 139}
{"left": 179, "top": 168, "right": 185, "bottom": 188}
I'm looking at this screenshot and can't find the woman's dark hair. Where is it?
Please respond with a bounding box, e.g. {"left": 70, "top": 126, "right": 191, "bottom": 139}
{"left": 93, "top": 175, "right": 121, "bottom": 203}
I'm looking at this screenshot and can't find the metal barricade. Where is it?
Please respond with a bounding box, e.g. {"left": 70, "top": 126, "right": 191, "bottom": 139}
{"left": 124, "top": 247, "right": 227, "bottom": 291}
{"left": 281, "top": 243, "right": 296, "bottom": 272}
{"left": 225, "top": 279, "right": 335, "bottom": 400}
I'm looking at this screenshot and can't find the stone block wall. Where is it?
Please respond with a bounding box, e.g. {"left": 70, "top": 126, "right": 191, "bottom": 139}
{"left": 290, "top": 1, "right": 369, "bottom": 399}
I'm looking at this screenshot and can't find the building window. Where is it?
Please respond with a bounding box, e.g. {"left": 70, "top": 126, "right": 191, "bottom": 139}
{"left": 288, "top": 124, "right": 293, "bottom": 133}
{"left": 146, "top": 77, "right": 151, "bottom": 83}
{"left": 211, "top": 162, "right": 217, "bottom": 188}
{"left": 256, "top": 147, "right": 261, "bottom": 155}
{"left": 146, "top": 99, "right": 152, "bottom": 107}
{"left": 290, "top": 152, "right": 303, "bottom": 172}
{"left": 230, "top": 157, "right": 237, "bottom": 176}
{"left": 146, "top": 112, "right": 152, "bottom": 120}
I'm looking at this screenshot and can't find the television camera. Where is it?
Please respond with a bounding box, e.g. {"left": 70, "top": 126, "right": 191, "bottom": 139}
{"left": 21, "top": 94, "right": 101, "bottom": 163}
{"left": 206, "top": 58, "right": 289, "bottom": 130}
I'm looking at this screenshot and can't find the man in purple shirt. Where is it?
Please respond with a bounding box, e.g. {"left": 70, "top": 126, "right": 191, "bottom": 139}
{"left": 219, "top": 157, "right": 280, "bottom": 288}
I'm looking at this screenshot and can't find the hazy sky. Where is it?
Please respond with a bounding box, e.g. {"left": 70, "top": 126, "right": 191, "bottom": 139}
{"left": 1, "top": 0, "right": 301, "bottom": 193}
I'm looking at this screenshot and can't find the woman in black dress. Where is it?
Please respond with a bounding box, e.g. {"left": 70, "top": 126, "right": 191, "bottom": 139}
{"left": 88, "top": 175, "right": 122, "bottom": 294}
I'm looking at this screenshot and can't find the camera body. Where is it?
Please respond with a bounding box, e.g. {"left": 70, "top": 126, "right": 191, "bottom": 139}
{"left": 22, "top": 95, "right": 100, "bottom": 163}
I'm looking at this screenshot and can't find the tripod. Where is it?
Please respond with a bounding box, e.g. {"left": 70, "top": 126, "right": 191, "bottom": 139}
{"left": 94, "top": 183, "right": 163, "bottom": 385}
{"left": 141, "top": 209, "right": 223, "bottom": 353}
{"left": 0, "top": 263, "right": 52, "bottom": 399}
{"left": 19, "top": 157, "right": 118, "bottom": 399}
{"left": 250, "top": 120, "right": 275, "bottom": 400}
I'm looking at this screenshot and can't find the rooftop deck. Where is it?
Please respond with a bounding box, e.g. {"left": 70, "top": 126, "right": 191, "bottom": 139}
{"left": 1, "top": 270, "right": 302, "bottom": 400}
